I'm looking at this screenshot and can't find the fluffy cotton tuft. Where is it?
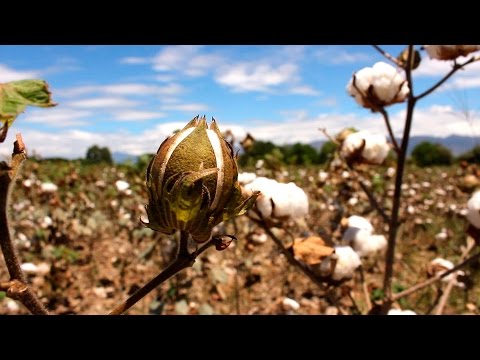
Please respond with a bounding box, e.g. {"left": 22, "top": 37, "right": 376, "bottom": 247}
{"left": 40, "top": 182, "right": 58, "bottom": 193}
{"left": 341, "top": 130, "right": 390, "bottom": 165}
{"left": 244, "top": 177, "right": 309, "bottom": 220}
{"left": 430, "top": 258, "right": 465, "bottom": 288}
{"left": 346, "top": 61, "right": 409, "bottom": 109}
{"left": 238, "top": 172, "right": 257, "bottom": 185}
{"left": 466, "top": 191, "right": 480, "bottom": 229}
{"left": 388, "top": 309, "right": 417, "bottom": 315}
{"left": 115, "top": 180, "right": 130, "bottom": 192}
{"left": 353, "top": 234, "right": 387, "bottom": 257}
{"left": 342, "top": 216, "right": 386, "bottom": 257}
{"left": 424, "top": 45, "right": 480, "bottom": 60}
{"left": 331, "top": 246, "right": 362, "bottom": 281}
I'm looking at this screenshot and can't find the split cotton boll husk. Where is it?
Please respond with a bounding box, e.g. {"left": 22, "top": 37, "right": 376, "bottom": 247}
{"left": 346, "top": 61, "right": 409, "bottom": 109}
{"left": 341, "top": 131, "right": 390, "bottom": 165}
{"left": 331, "top": 246, "right": 362, "bottom": 281}
{"left": 424, "top": 45, "right": 480, "bottom": 60}
{"left": 466, "top": 190, "right": 480, "bottom": 229}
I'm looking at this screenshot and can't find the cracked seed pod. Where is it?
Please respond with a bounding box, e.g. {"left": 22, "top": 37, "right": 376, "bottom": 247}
{"left": 144, "top": 115, "right": 259, "bottom": 243}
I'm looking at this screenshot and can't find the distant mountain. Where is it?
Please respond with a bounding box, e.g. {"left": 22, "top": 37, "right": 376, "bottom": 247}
{"left": 310, "top": 135, "right": 480, "bottom": 156}
{"left": 112, "top": 152, "right": 138, "bottom": 164}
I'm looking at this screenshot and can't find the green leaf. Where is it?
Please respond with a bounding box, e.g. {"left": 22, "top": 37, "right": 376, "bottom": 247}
{"left": 0, "top": 79, "right": 56, "bottom": 142}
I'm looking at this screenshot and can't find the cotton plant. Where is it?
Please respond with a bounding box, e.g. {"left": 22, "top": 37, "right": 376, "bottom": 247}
{"left": 429, "top": 258, "right": 466, "bottom": 288}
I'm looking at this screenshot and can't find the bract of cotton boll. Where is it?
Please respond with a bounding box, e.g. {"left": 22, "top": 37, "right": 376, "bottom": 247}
{"left": 238, "top": 172, "right": 257, "bottom": 185}
{"left": 40, "top": 182, "right": 58, "bottom": 193}
{"left": 429, "top": 258, "right": 465, "bottom": 288}
{"left": 466, "top": 191, "right": 480, "bottom": 229}
{"left": 388, "top": 309, "right": 417, "bottom": 315}
{"left": 346, "top": 62, "right": 409, "bottom": 109}
{"left": 115, "top": 180, "right": 130, "bottom": 193}
{"left": 424, "top": 45, "right": 480, "bottom": 60}
{"left": 331, "top": 246, "right": 361, "bottom": 281}
{"left": 244, "top": 177, "right": 308, "bottom": 220}
{"left": 341, "top": 131, "right": 390, "bottom": 165}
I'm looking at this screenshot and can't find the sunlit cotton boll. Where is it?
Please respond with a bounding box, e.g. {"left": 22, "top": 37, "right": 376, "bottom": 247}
{"left": 430, "top": 258, "right": 465, "bottom": 288}
{"left": 331, "top": 246, "right": 361, "bottom": 281}
{"left": 346, "top": 62, "right": 409, "bottom": 109}
{"left": 341, "top": 131, "right": 390, "bottom": 165}
{"left": 424, "top": 45, "right": 480, "bottom": 60}
{"left": 244, "top": 177, "right": 309, "bottom": 220}
{"left": 238, "top": 172, "right": 257, "bottom": 185}
{"left": 115, "top": 180, "right": 130, "bottom": 193}
{"left": 388, "top": 309, "right": 417, "bottom": 315}
{"left": 466, "top": 191, "right": 480, "bottom": 228}
{"left": 352, "top": 234, "right": 387, "bottom": 257}
{"left": 40, "top": 182, "right": 58, "bottom": 193}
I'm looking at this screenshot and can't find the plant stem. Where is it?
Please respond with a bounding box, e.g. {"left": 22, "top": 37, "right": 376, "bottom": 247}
{"left": 391, "top": 250, "right": 480, "bottom": 302}
{"left": 372, "top": 45, "right": 401, "bottom": 66}
{"left": 378, "top": 107, "right": 400, "bottom": 153}
{"left": 109, "top": 231, "right": 216, "bottom": 315}
{"left": 0, "top": 134, "right": 48, "bottom": 315}
{"left": 382, "top": 45, "right": 416, "bottom": 311}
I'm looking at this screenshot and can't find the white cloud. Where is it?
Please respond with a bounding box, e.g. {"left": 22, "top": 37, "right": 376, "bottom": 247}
{"left": 0, "top": 64, "right": 40, "bottom": 82}
{"left": 113, "top": 111, "right": 166, "bottom": 121}
{"left": 60, "top": 83, "right": 185, "bottom": 98}
{"left": 4, "top": 104, "right": 479, "bottom": 159}
{"left": 119, "top": 57, "right": 150, "bottom": 65}
{"left": 21, "top": 108, "right": 91, "bottom": 127}
{"left": 315, "top": 47, "right": 372, "bottom": 65}
{"left": 289, "top": 85, "right": 321, "bottom": 96}
{"left": 160, "top": 103, "right": 209, "bottom": 113}
{"left": 216, "top": 63, "right": 298, "bottom": 92}
{"left": 66, "top": 97, "right": 141, "bottom": 108}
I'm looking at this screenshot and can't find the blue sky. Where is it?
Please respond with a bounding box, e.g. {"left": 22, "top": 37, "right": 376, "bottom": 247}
{"left": 1, "top": 45, "right": 480, "bottom": 158}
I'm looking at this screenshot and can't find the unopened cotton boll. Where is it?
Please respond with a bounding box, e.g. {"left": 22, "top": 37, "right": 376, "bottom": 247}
{"left": 238, "top": 172, "right": 257, "bottom": 185}
{"left": 40, "top": 182, "right": 58, "bottom": 193}
{"left": 341, "top": 131, "right": 390, "bottom": 165}
{"left": 424, "top": 45, "right": 480, "bottom": 60}
{"left": 331, "top": 246, "right": 361, "bottom": 281}
{"left": 388, "top": 309, "right": 417, "bottom": 315}
{"left": 467, "top": 191, "right": 480, "bottom": 228}
{"left": 346, "top": 61, "right": 409, "bottom": 109}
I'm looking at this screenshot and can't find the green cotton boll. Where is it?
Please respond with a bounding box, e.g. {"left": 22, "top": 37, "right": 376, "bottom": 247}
{"left": 144, "top": 116, "right": 260, "bottom": 243}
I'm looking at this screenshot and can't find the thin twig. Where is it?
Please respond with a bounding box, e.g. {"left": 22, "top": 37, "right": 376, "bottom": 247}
{"left": 378, "top": 107, "right": 400, "bottom": 154}
{"left": 434, "top": 237, "right": 475, "bottom": 315}
{"left": 249, "top": 214, "right": 338, "bottom": 291}
{"left": 372, "top": 45, "right": 402, "bottom": 66}
{"left": 415, "top": 56, "right": 479, "bottom": 101}
{"left": 391, "top": 250, "right": 480, "bottom": 302}
{"left": 382, "top": 45, "right": 416, "bottom": 311}
{"left": 0, "top": 134, "right": 49, "bottom": 315}
{"left": 359, "top": 266, "right": 372, "bottom": 312}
